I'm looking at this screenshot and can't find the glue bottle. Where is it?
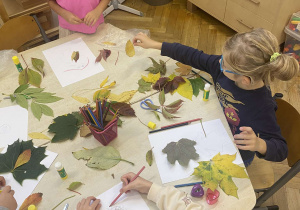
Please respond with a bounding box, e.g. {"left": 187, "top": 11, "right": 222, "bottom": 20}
{"left": 28, "top": 204, "right": 37, "bottom": 210}
{"left": 203, "top": 83, "right": 210, "bottom": 101}
{"left": 55, "top": 162, "right": 68, "bottom": 180}
{"left": 12, "top": 56, "right": 24, "bottom": 72}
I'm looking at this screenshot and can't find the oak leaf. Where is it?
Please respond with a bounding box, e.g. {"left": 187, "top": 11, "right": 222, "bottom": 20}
{"left": 192, "top": 153, "right": 248, "bottom": 198}
{"left": 175, "top": 62, "right": 192, "bottom": 76}
{"left": 125, "top": 40, "right": 135, "bottom": 57}
{"left": 19, "top": 193, "right": 43, "bottom": 210}
{"left": 162, "top": 138, "right": 199, "bottom": 166}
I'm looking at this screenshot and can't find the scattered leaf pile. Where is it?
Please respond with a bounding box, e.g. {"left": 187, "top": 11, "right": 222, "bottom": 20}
{"left": 192, "top": 153, "right": 248, "bottom": 198}
{"left": 162, "top": 138, "right": 199, "bottom": 166}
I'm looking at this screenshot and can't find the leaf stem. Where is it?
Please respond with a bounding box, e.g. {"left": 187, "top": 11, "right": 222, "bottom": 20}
{"left": 137, "top": 117, "right": 148, "bottom": 128}
{"left": 67, "top": 189, "right": 81, "bottom": 195}
{"left": 51, "top": 195, "right": 76, "bottom": 210}
{"left": 200, "top": 119, "right": 207, "bottom": 137}
{"left": 21, "top": 54, "right": 28, "bottom": 68}
{"left": 119, "top": 158, "right": 134, "bottom": 166}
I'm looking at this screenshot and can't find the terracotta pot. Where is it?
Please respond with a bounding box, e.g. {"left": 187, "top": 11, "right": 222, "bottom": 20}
{"left": 143, "top": 0, "right": 172, "bottom": 6}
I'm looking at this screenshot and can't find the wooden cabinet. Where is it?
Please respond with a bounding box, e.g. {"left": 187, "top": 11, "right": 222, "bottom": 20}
{"left": 187, "top": 0, "right": 300, "bottom": 43}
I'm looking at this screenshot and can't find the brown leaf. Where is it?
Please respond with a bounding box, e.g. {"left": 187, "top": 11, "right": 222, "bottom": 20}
{"left": 175, "top": 62, "right": 192, "bottom": 76}
{"left": 111, "top": 102, "right": 136, "bottom": 117}
{"left": 153, "top": 76, "right": 185, "bottom": 94}
{"left": 14, "top": 149, "right": 31, "bottom": 170}
{"left": 71, "top": 51, "right": 79, "bottom": 62}
{"left": 19, "top": 193, "right": 43, "bottom": 210}
{"left": 166, "top": 99, "right": 184, "bottom": 108}
{"left": 162, "top": 107, "right": 179, "bottom": 119}
{"left": 95, "top": 49, "right": 111, "bottom": 63}
{"left": 152, "top": 77, "right": 169, "bottom": 90}
{"left": 165, "top": 105, "right": 182, "bottom": 114}
{"left": 125, "top": 40, "right": 135, "bottom": 57}
{"left": 80, "top": 124, "right": 92, "bottom": 137}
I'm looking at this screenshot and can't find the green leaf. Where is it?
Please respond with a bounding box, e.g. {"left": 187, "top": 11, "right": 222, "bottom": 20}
{"left": 48, "top": 114, "right": 79, "bottom": 142}
{"left": 28, "top": 68, "right": 42, "bottom": 88}
{"left": 71, "top": 111, "right": 84, "bottom": 126}
{"left": 146, "top": 148, "right": 153, "bottom": 166}
{"left": 145, "top": 57, "right": 167, "bottom": 75}
{"left": 22, "top": 88, "right": 44, "bottom": 95}
{"left": 34, "top": 95, "right": 63, "bottom": 104}
{"left": 14, "top": 84, "right": 29, "bottom": 93}
{"left": 159, "top": 89, "right": 165, "bottom": 106}
{"left": 31, "top": 58, "right": 45, "bottom": 76}
{"left": 67, "top": 182, "right": 83, "bottom": 191}
{"left": 162, "top": 138, "right": 199, "bottom": 166}
{"left": 0, "top": 140, "right": 47, "bottom": 185}
{"left": 15, "top": 94, "right": 28, "bottom": 109}
{"left": 165, "top": 99, "right": 184, "bottom": 108}
{"left": 10, "top": 94, "right": 16, "bottom": 102}
{"left": 144, "top": 101, "right": 160, "bottom": 110}
{"left": 152, "top": 111, "right": 160, "bottom": 121}
{"left": 19, "top": 68, "right": 28, "bottom": 85}
{"left": 137, "top": 78, "right": 152, "bottom": 93}
{"left": 72, "top": 146, "right": 134, "bottom": 170}
{"left": 189, "top": 77, "right": 205, "bottom": 97}
{"left": 40, "top": 104, "right": 54, "bottom": 117}
{"left": 31, "top": 102, "right": 42, "bottom": 120}
{"left": 161, "top": 107, "right": 179, "bottom": 119}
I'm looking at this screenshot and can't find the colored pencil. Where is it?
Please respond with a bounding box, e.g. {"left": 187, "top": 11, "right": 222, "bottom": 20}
{"left": 174, "top": 181, "right": 204, "bottom": 188}
{"left": 87, "top": 122, "right": 103, "bottom": 132}
{"left": 79, "top": 107, "right": 90, "bottom": 123}
{"left": 149, "top": 122, "right": 189, "bottom": 134}
{"left": 83, "top": 106, "right": 94, "bottom": 123}
{"left": 99, "top": 100, "right": 103, "bottom": 126}
{"left": 87, "top": 106, "right": 102, "bottom": 128}
{"left": 109, "top": 166, "right": 146, "bottom": 207}
{"left": 103, "top": 102, "right": 111, "bottom": 123}
{"left": 161, "top": 118, "right": 202, "bottom": 129}
{"left": 104, "top": 109, "right": 118, "bottom": 129}
{"left": 191, "top": 70, "right": 212, "bottom": 85}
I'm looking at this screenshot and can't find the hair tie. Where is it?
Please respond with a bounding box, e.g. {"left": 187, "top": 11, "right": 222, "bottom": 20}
{"left": 270, "top": 52, "right": 281, "bottom": 62}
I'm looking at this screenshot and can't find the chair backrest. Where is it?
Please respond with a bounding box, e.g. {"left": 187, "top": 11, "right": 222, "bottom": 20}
{"left": 275, "top": 98, "right": 300, "bottom": 167}
{"left": 0, "top": 15, "right": 40, "bottom": 51}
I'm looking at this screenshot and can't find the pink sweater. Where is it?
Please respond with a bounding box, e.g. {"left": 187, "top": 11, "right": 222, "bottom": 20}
{"left": 56, "top": 0, "right": 104, "bottom": 34}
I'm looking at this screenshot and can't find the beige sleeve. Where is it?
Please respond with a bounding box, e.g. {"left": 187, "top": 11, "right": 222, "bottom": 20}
{"left": 147, "top": 183, "right": 203, "bottom": 210}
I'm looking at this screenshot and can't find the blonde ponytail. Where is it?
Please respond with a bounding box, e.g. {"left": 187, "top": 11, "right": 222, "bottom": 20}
{"left": 222, "top": 28, "right": 299, "bottom": 86}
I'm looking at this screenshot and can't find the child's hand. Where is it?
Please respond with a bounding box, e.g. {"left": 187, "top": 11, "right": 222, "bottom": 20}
{"left": 76, "top": 196, "right": 101, "bottom": 210}
{"left": 0, "top": 186, "right": 17, "bottom": 210}
{"left": 62, "top": 11, "right": 83, "bottom": 25}
{"left": 84, "top": 9, "right": 101, "bottom": 26}
{"left": 234, "top": 127, "right": 267, "bottom": 155}
{"left": 120, "top": 172, "right": 152, "bottom": 194}
{"left": 0, "top": 176, "right": 6, "bottom": 187}
{"left": 133, "top": 33, "right": 162, "bottom": 50}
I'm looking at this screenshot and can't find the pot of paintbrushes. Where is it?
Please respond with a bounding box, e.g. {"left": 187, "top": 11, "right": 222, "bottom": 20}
{"left": 79, "top": 100, "right": 119, "bottom": 146}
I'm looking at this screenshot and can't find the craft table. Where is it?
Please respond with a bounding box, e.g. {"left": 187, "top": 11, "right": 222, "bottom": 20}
{"left": 0, "top": 23, "right": 256, "bottom": 210}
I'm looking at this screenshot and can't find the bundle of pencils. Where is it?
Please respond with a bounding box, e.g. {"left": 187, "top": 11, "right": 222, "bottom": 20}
{"left": 79, "top": 99, "right": 118, "bottom": 132}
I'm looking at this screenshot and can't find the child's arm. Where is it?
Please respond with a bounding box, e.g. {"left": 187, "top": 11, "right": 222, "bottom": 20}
{"left": 48, "top": 0, "right": 83, "bottom": 25}
{"left": 121, "top": 173, "right": 203, "bottom": 210}
{"left": 133, "top": 32, "right": 162, "bottom": 50}
{"left": 84, "top": 0, "right": 110, "bottom": 26}
{"left": 76, "top": 196, "right": 101, "bottom": 210}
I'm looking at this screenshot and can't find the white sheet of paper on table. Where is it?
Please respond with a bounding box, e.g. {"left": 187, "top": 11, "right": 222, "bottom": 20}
{"left": 97, "top": 182, "right": 149, "bottom": 210}
{"left": 0, "top": 148, "right": 57, "bottom": 210}
{"left": 0, "top": 105, "right": 28, "bottom": 149}
{"left": 148, "top": 119, "right": 243, "bottom": 184}
{"left": 42, "top": 38, "right": 105, "bottom": 87}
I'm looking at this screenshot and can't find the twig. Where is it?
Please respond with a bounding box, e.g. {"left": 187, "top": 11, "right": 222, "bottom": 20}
{"left": 115, "top": 51, "right": 119, "bottom": 65}
{"left": 130, "top": 90, "right": 159, "bottom": 105}
{"left": 200, "top": 119, "right": 207, "bottom": 137}
{"left": 21, "top": 54, "right": 28, "bottom": 68}
{"left": 51, "top": 195, "right": 76, "bottom": 210}
{"left": 67, "top": 189, "right": 81, "bottom": 195}
{"left": 137, "top": 117, "right": 148, "bottom": 128}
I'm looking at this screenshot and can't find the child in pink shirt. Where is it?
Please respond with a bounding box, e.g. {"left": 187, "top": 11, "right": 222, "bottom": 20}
{"left": 48, "top": 0, "right": 110, "bottom": 38}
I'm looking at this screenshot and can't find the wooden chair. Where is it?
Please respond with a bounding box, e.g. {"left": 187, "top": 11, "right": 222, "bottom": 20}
{"left": 0, "top": 15, "right": 50, "bottom": 51}
{"left": 247, "top": 96, "right": 300, "bottom": 209}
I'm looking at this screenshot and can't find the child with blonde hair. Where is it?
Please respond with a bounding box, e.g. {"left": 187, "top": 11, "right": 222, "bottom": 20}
{"left": 48, "top": 0, "right": 110, "bottom": 38}
{"left": 133, "top": 28, "right": 299, "bottom": 166}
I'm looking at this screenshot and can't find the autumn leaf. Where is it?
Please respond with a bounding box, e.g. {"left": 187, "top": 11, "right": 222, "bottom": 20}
{"left": 111, "top": 102, "right": 136, "bottom": 117}
{"left": 101, "top": 41, "right": 116, "bottom": 46}
{"left": 192, "top": 153, "right": 249, "bottom": 198}
{"left": 31, "top": 58, "right": 45, "bottom": 77}
{"left": 141, "top": 72, "right": 161, "bottom": 84}
{"left": 166, "top": 99, "right": 184, "bottom": 108}
{"left": 103, "top": 81, "right": 116, "bottom": 89}
{"left": 138, "top": 78, "right": 152, "bottom": 93}
{"left": 152, "top": 77, "right": 169, "bottom": 91}
{"left": 71, "top": 51, "right": 79, "bottom": 62}
{"left": 14, "top": 149, "right": 31, "bottom": 170}
{"left": 93, "top": 89, "right": 111, "bottom": 102}
{"left": 173, "top": 78, "right": 193, "bottom": 100}
{"left": 80, "top": 124, "right": 92, "bottom": 137}
{"left": 162, "top": 138, "right": 199, "bottom": 166}
{"left": 161, "top": 107, "right": 180, "bottom": 119}
{"left": 100, "top": 76, "right": 109, "bottom": 88}
{"left": 145, "top": 57, "right": 166, "bottom": 75}
{"left": 175, "top": 62, "right": 192, "bottom": 76}
{"left": 72, "top": 95, "right": 90, "bottom": 104}
{"left": 146, "top": 148, "right": 153, "bottom": 166}
{"left": 67, "top": 182, "right": 84, "bottom": 195}
{"left": 189, "top": 77, "right": 205, "bottom": 97}
{"left": 28, "top": 132, "right": 51, "bottom": 140}
{"left": 108, "top": 90, "right": 137, "bottom": 103}
{"left": 95, "top": 49, "right": 111, "bottom": 63}
{"left": 72, "top": 146, "right": 134, "bottom": 170}
{"left": 153, "top": 76, "right": 185, "bottom": 94}
{"left": 125, "top": 40, "right": 135, "bottom": 57}
{"left": 153, "top": 111, "right": 160, "bottom": 121}
{"left": 19, "top": 193, "right": 43, "bottom": 210}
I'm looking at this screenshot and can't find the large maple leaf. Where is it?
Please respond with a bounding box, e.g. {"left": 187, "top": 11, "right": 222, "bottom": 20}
{"left": 0, "top": 140, "right": 47, "bottom": 185}
{"left": 192, "top": 153, "right": 248, "bottom": 198}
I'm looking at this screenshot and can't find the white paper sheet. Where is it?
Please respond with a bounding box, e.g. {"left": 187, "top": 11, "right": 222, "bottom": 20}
{"left": 0, "top": 105, "right": 28, "bottom": 148}
{"left": 148, "top": 119, "right": 243, "bottom": 184}
{"left": 42, "top": 38, "right": 105, "bottom": 87}
{"left": 97, "top": 182, "right": 149, "bottom": 210}
{"left": 1, "top": 148, "right": 57, "bottom": 210}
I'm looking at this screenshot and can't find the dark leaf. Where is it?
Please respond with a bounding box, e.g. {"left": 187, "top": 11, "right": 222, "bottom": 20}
{"left": 165, "top": 99, "right": 184, "bottom": 108}
{"left": 161, "top": 107, "right": 179, "bottom": 119}
{"left": 152, "top": 77, "right": 169, "bottom": 90}
{"left": 189, "top": 77, "right": 205, "bottom": 97}
{"left": 164, "top": 105, "right": 182, "bottom": 114}
{"left": 111, "top": 102, "right": 136, "bottom": 117}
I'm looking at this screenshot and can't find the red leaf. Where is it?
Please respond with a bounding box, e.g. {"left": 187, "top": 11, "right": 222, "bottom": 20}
{"left": 111, "top": 102, "right": 136, "bottom": 117}
{"left": 153, "top": 77, "right": 169, "bottom": 90}
{"left": 95, "top": 49, "right": 111, "bottom": 63}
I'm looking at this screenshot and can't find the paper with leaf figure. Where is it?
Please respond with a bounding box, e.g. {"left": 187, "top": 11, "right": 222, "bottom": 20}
{"left": 0, "top": 140, "right": 57, "bottom": 209}
{"left": 0, "top": 105, "right": 28, "bottom": 148}
{"left": 42, "top": 38, "right": 104, "bottom": 87}
{"left": 96, "top": 182, "right": 149, "bottom": 210}
{"left": 148, "top": 119, "right": 243, "bottom": 184}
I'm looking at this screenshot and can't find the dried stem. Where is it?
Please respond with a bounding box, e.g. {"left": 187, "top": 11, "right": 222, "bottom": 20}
{"left": 137, "top": 117, "right": 148, "bottom": 128}
{"left": 130, "top": 90, "right": 159, "bottom": 105}
{"left": 200, "top": 119, "right": 207, "bottom": 137}
{"left": 51, "top": 195, "right": 76, "bottom": 210}
{"left": 115, "top": 51, "right": 119, "bottom": 65}
{"left": 21, "top": 54, "right": 28, "bottom": 68}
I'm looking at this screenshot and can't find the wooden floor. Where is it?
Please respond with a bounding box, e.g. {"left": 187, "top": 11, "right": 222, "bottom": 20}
{"left": 105, "top": 0, "right": 300, "bottom": 209}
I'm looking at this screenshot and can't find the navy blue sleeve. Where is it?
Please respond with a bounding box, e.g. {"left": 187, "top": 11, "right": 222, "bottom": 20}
{"left": 161, "top": 42, "right": 222, "bottom": 83}
{"left": 254, "top": 104, "right": 287, "bottom": 162}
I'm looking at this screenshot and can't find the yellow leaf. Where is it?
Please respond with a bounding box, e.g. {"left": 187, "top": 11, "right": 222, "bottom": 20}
{"left": 100, "top": 76, "right": 109, "bottom": 88}
{"left": 108, "top": 90, "right": 137, "bottom": 103}
{"left": 102, "top": 41, "right": 116, "bottom": 46}
{"left": 125, "top": 40, "right": 135, "bottom": 57}
{"left": 28, "top": 132, "right": 51, "bottom": 140}
{"left": 141, "top": 72, "right": 161, "bottom": 84}
{"left": 93, "top": 89, "right": 111, "bottom": 102}
{"left": 80, "top": 124, "right": 91, "bottom": 137}
{"left": 72, "top": 95, "right": 90, "bottom": 104}
{"left": 174, "top": 78, "right": 193, "bottom": 100}
{"left": 168, "top": 73, "right": 176, "bottom": 80}
{"left": 14, "top": 149, "right": 31, "bottom": 170}
{"left": 103, "top": 81, "right": 116, "bottom": 89}
{"left": 19, "top": 193, "right": 43, "bottom": 210}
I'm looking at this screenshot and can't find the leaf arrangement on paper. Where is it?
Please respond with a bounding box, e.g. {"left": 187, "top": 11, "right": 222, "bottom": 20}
{"left": 19, "top": 57, "right": 45, "bottom": 88}
{"left": 0, "top": 140, "right": 47, "bottom": 185}
{"left": 71, "top": 51, "right": 80, "bottom": 62}
{"left": 145, "top": 57, "right": 167, "bottom": 75}
{"left": 72, "top": 146, "right": 134, "bottom": 170}
{"left": 162, "top": 138, "right": 199, "bottom": 166}
{"left": 6, "top": 84, "right": 63, "bottom": 120}
{"left": 192, "top": 153, "right": 248, "bottom": 198}
{"left": 19, "top": 193, "right": 43, "bottom": 210}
